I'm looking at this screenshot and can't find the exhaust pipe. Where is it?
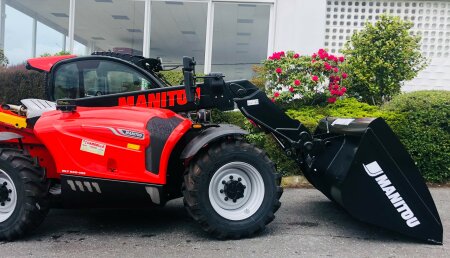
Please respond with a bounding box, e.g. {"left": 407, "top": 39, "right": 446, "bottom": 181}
{"left": 1, "top": 104, "right": 27, "bottom": 116}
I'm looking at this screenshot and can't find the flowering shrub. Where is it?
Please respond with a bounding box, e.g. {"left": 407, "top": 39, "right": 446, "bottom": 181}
{"left": 263, "top": 49, "right": 348, "bottom": 105}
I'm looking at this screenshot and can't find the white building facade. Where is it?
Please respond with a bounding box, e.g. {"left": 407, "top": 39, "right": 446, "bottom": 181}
{"left": 0, "top": 0, "right": 449, "bottom": 90}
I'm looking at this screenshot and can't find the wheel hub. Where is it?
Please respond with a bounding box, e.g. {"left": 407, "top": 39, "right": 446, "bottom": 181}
{"left": 0, "top": 169, "right": 17, "bottom": 222}
{"left": 208, "top": 162, "right": 265, "bottom": 221}
{"left": 222, "top": 177, "right": 246, "bottom": 202}
{"left": 0, "top": 182, "right": 12, "bottom": 205}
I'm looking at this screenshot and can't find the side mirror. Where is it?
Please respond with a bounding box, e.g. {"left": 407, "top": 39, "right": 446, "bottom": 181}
{"left": 183, "top": 56, "right": 196, "bottom": 103}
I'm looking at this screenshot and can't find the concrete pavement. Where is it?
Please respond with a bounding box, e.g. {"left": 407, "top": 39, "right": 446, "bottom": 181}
{"left": 0, "top": 188, "right": 448, "bottom": 257}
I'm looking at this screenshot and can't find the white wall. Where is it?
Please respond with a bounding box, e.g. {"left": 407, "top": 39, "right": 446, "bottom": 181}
{"left": 403, "top": 58, "right": 450, "bottom": 91}
{"left": 273, "top": 0, "right": 326, "bottom": 55}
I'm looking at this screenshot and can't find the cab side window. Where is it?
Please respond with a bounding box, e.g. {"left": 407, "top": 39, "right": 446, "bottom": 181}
{"left": 52, "top": 60, "right": 154, "bottom": 100}
{"left": 53, "top": 63, "right": 80, "bottom": 100}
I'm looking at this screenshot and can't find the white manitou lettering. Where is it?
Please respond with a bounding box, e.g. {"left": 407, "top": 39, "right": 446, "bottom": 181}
{"left": 363, "top": 161, "right": 421, "bottom": 228}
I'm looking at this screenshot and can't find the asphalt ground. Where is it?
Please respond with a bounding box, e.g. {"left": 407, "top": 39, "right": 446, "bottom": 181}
{"left": 0, "top": 188, "right": 448, "bottom": 258}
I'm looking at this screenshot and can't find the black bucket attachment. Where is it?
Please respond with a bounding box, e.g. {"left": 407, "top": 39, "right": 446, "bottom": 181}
{"left": 304, "top": 117, "right": 443, "bottom": 244}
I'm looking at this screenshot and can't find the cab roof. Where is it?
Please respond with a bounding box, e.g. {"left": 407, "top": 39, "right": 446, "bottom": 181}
{"left": 26, "top": 55, "right": 77, "bottom": 72}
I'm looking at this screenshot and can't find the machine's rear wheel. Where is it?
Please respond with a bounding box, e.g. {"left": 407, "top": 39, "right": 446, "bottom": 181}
{"left": 0, "top": 148, "right": 49, "bottom": 240}
{"left": 183, "top": 140, "right": 282, "bottom": 239}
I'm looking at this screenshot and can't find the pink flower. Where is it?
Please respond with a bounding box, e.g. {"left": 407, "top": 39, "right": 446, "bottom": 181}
{"left": 289, "top": 87, "right": 295, "bottom": 93}
{"left": 333, "top": 67, "right": 339, "bottom": 73}
{"left": 274, "top": 92, "right": 280, "bottom": 97}
{"left": 271, "top": 98, "right": 276, "bottom": 102}
{"left": 293, "top": 53, "right": 300, "bottom": 58}
{"left": 341, "top": 87, "right": 347, "bottom": 93}
{"left": 318, "top": 49, "right": 328, "bottom": 60}
{"left": 333, "top": 84, "right": 339, "bottom": 90}
{"left": 294, "top": 79, "right": 301, "bottom": 86}
{"left": 342, "top": 73, "right": 348, "bottom": 79}
{"left": 324, "top": 62, "right": 332, "bottom": 70}
{"left": 275, "top": 67, "right": 282, "bottom": 74}
{"left": 312, "top": 75, "right": 319, "bottom": 82}
{"left": 268, "top": 56, "right": 274, "bottom": 60}
{"left": 312, "top": 53, "right": 317, "bottom": 59}
{"left": 327, "top": 97, "right": 337, "bottom": 103}
{"left": 339, "top": 56, "right": 345, "bottom": 62}
{"left": 280, "top": 51, "right": 285, "bottom": 57}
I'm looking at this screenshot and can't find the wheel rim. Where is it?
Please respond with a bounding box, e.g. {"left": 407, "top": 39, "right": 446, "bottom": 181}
{"left": 0, "top": 169, "right": 17, "bottom": 223}
{"left": 208, "top": 161, "right": 265, "bottom": 221}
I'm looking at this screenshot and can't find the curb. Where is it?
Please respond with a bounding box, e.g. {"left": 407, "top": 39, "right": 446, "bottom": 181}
{"left": 281, "top": 176, "right": 313, "bottom": 188}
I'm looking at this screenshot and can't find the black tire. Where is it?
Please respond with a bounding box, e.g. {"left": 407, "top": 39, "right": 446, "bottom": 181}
{"left": 0, "top": 148, "right": 49, "bottom": 240}
{"left": 183, "top": 140, "right": 282, "bottom": 239}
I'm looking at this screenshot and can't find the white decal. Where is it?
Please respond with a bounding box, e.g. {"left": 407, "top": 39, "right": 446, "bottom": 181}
{"left": 62, "top": 169, "right": 86, "bottom": 175}
{"left": 331, "top": 118, "right": 354, "bottom": 126}
{"left": 80, "top": 139, "right": 106, "bottom": 156}
{"left": 67, "top": 180, "right": 76, "bottom": 191}
{"left": 363, "top": 161, "right": 384, "bottom": 177}
{"left": 247, "top": 99, "right": 259, "bottom": 106}
{"left": 363, "top": 161, "right": 421, "bottom": 228}
{"left": 66, "top": 180, "right": 102, "bottom": 194}
{"left": 108, "top": 127, "right": 145, "bottom": 140}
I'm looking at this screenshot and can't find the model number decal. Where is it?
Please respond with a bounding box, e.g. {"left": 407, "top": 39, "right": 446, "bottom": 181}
{"left": 118, "top": 129, "right": 145, "bottom": 139}
{"left": 80, "top": 139, "right": 106, "bottom": 156}
{"left": 108, "top": 127, "right": 145, "bottom": 140}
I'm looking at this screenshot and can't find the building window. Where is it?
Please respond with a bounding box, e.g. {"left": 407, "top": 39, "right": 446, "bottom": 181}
{"left": 150, "top": 1, "right": 207, "bottom": 72}
{"left": 211, "top": 2, "right": 271, "bottom": 80}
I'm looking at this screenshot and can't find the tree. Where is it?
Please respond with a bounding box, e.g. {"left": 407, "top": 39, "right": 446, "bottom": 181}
{"left": 342, "top": 15, "right": 427, "bottom": 105}
{"left": 0, "top": 49, "right": 8, "bottom": 67}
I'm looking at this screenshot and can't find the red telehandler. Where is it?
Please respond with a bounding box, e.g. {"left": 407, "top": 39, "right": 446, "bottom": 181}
{"left": 0, "top": 53, "right": 442, "bottom": 243}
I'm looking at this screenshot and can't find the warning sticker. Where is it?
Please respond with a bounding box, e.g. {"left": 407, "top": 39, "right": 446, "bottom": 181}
{"left": 80, "top": 139, "right": 106, "bottom": 156}
{"left": 331, "top": 118, "right": 354, "bottom": 126}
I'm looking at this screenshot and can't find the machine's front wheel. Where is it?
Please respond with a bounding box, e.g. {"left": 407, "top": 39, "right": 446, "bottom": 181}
{"left": 0, "top": 148, "right": 49, "bottom": 240}
{"left": 183, "top": 140, "right": 282, "bottom": 238}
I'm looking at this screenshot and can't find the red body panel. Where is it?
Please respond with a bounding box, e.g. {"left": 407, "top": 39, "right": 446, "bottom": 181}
{"left": 33, "top": 106, "right": 191, "bottom": 185}
{"left": 0, "top": 109, "right": 58, "bottom": 179}
{"left": 27, "top": 55, "right": 76, "bottom": 72}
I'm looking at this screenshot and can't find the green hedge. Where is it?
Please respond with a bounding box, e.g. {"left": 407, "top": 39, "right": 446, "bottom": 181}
{"left": 159, "top": 70, "right": 204, "bottom": 86}
{"left": 382, "top": 91, "right": 449, "bottom": 183}
{"left": 159, "top": 70, "right": 184, "bottom": 86}
{"left": 217, "top": 94, "right": 449, "bottom": 183}
{"left": 0, "top": 66, "right": 45, "bottom": 105}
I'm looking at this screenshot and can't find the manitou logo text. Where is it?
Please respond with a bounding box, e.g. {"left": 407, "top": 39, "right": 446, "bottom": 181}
{"left": 363, "top": 161, "right": 421, "bottom": 228}
{"left": 118, "top": 88, "right": 201, "bottom": 108}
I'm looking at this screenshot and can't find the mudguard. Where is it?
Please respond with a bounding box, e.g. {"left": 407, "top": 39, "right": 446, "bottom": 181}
{"left": 180, "top": 124, "right": 248, "bottom": 160}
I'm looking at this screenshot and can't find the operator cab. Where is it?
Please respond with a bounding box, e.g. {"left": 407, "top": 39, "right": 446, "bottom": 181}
{"left": 27, "top": 52, "right": 173, "bottom": 102}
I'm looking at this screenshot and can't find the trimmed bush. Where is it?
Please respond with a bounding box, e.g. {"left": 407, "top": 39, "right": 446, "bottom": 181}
{"left": 159, "top": 70, "right": 184, "bottom": 86}
{"left": 342, "top": 15, "right": 427, "bottom": 105}
{"left": 159, "top": 70, "right": 204, "bottom": 86}
{"left": 383, "top": 91, "right": 449, "bottom": 183}
{"left": 0, "top": 66, "right": 45, "bottom": 105}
